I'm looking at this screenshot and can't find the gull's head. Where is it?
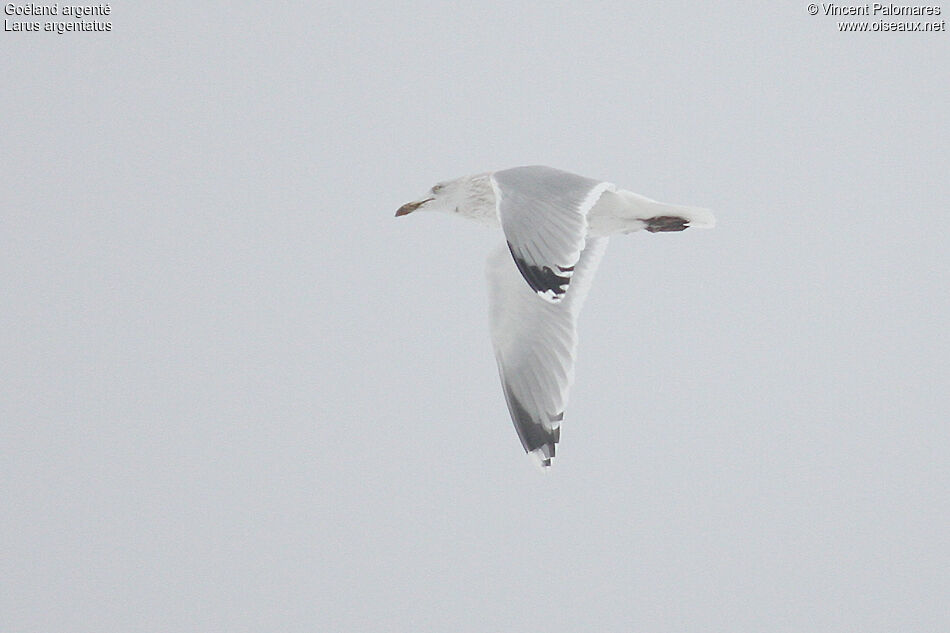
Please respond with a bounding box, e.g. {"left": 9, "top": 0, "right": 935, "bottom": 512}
{"left": 395, "top": 177, "right": 468, "bottom": 217}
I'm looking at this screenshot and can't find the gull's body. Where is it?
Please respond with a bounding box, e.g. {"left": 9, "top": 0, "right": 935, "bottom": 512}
{"left": 397, "top": 166, "right": 714, "bottom": 467}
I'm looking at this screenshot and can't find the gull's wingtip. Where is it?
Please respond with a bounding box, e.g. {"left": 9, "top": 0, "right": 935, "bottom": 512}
{"left": 641, "top": 206, "right": 715, "bottom": 233}
{"left": 529, "top": 444, "right": 555, "bottom": 470}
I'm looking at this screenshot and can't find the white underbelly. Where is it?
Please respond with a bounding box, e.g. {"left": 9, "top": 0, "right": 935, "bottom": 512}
{"left": 587, "top": 190, "right": 645, "bottom": 237}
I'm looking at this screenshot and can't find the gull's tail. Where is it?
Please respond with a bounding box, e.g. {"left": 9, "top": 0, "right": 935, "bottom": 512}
{"left": 616, "top": 189, "right": 716, "bottom": 232}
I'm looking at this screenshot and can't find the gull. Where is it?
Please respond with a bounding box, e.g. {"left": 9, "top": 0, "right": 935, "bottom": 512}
{"left": 396, "top": 166, "right": 714, "bottom": 467}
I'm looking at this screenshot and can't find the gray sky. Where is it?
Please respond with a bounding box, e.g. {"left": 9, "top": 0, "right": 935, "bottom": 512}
{"left": 2, "top": 2, "right": 948, "bottom": 631}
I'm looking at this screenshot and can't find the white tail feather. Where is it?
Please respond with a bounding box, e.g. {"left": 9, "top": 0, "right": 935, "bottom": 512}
{"left": 617, "top": 190, "right": 716, "bottom": 229}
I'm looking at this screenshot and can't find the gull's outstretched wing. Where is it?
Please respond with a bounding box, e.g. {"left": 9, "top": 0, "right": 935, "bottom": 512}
{"left": 491, "top": 166, "right": 614, "bottom": 304}
{"left": 486, "top": 237, "right": 609, "bottom": 467}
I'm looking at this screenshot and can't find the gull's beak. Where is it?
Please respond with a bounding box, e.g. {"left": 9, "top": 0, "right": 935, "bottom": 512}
{"left": 395, "top": 197, "right": 434, "bottom": 217}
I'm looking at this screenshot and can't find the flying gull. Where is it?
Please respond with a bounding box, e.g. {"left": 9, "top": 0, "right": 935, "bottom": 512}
{"left": 396, "top": 166, "right": 714, "bottom": 467}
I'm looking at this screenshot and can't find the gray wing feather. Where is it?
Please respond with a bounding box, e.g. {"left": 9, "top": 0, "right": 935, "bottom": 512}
{"left": 486, "top": 237, "right": 609, "bottom": 467}
{"left": 491, "top": 166, "right": 614, "bottom": 303}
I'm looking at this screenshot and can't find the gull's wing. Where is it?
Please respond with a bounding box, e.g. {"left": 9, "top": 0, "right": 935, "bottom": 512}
{"left": 491, "top": 166, "right": 614, "bottom": 303}
{"left": 486, "top": 237, "right": 609, "bottom": 467}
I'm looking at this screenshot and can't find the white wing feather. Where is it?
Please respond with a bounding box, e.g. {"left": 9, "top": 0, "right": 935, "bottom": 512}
{"left": 491, "top": 166, "right": 614, "bottom": 303}
{"left": 486, "top": 237, "right": 608, "bottom": 467}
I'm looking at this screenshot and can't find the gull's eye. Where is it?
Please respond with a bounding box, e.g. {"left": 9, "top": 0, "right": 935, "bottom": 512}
{"left": 431, "top": 184, "right": 444, "bottom": 194}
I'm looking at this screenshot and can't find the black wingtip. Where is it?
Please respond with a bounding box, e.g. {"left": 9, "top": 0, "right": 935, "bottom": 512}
{"left": 507, "top": 241, "right": 571, "bottom": 299}
{"left": 500, "top": 382, "right": 562, "bottom": 466}
{"left": 644, "top": 216, "right": 689, "bottom": 232}
{"left": 530, "top": 443, "right": 556, "bottom": 468}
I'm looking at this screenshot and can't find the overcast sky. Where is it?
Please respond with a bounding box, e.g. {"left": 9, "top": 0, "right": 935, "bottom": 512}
{"left": 2, "top": 2, "right": 948, "bottom": 632}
